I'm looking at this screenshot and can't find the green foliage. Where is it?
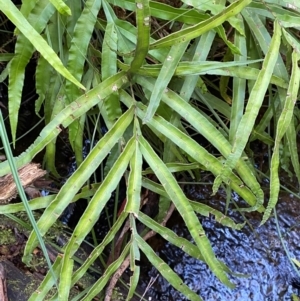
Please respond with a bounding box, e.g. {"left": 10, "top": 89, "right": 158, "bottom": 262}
{"left": 0, "top": 0, "right": 300, "bottom": 300}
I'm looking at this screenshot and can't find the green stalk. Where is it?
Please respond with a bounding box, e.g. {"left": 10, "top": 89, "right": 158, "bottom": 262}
{"left": 0, "top": 110, "right": 58, "bottom": 286}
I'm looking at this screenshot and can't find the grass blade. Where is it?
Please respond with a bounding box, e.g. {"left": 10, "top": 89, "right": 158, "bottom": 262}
{"left": 0, "top": 72, "right": 128, "bottom": 176}
{"left": 212, "top": 20, "right": 282, "bottom": 208}
{"left": 129, "top": 0, "right": 150, "bottom": 72}
{"left": 0, "top": 0, "right": 85, "bottom": 89}
{"left": 126, "top": 215, "right": 140, "bottom": 300}
{"left": 60, "top": 138, "right": 135, "bottom": 299}
{"left": 49, "top": 0, "right": 71, "bottom": 15}
{"left": 137, "top": 78, "right": 263, "bottom": 210}
{"left": 135, "top": 233, "right": 203, "bottom": 301}
{"left": 0, "top": 110, "right": 57, "bottom": 286}
{"left": 262, "top": 49, "right": 300, "bottom": 224}
{"left": 139, "top": 135, "right": 234, "bottom": 288}
{"left": 23, "top": 107, "right": 134, "bottom": 260}
{"left": 8, "top": 0, "right": 55, "bottom": 145}
{"left": 125, "top": 118, "right": 143, "bottom": 215}
{"left": 120, "top": 89, "right": 262, "bottom": 211}
{"left": 143, "top": 40, "right": 189, "bottom": 123}
{"left": 102, "top": 22, "right": 122, "bottom": 125}
{"left": 149, "top": 0, "right": 251, "bottom": 49}
{"left": 230, "top": 14, "right": 247, "bottom": 143}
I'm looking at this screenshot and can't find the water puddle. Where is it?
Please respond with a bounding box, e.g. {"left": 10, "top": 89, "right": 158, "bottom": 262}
{"left": 141, "top": 185, "right": 300, "bottom": 301}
